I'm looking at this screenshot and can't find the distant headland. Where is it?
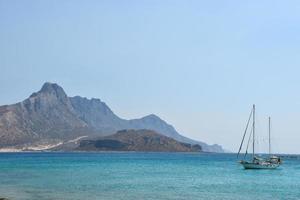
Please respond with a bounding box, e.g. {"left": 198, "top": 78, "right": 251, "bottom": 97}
{"left": 0, "top": 82, "right": 223, "bottom": 152}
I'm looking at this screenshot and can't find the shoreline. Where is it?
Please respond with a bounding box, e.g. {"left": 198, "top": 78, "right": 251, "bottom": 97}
{"left": 0, "top": 136, "right": 88, "bottom": 153}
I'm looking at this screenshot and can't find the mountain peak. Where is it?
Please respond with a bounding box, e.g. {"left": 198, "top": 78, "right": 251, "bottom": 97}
{"left": 30, "top": 82, "right": 67, "bottom": 98}
{"left": 143, "top": 114, "right": 161, "bottom": 120}
{"left": 40, "top": 82, "right": 63, "bottom": 93}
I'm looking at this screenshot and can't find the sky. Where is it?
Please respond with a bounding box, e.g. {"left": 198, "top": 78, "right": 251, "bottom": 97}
{"left": 1, "top": 0, "right": 300, "bottom": 153}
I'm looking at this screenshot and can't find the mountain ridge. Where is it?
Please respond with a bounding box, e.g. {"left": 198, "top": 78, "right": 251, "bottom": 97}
{"left": 0, "top": 82, "right": 223, "bottom": 152}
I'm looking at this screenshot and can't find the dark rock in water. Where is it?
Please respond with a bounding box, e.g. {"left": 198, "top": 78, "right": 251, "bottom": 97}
{"left": 77, "top": 129, "right": 202, "bottom": 152}
{"left": 0, "top": 82, "right": 223, "bottom": 152}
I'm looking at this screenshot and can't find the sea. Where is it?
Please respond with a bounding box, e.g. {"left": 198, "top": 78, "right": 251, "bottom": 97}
{"left": 0, "top": 152, "right": 299, "bottom": 200}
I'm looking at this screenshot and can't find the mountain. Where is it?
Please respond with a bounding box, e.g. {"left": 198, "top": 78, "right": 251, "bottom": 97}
{"left": 76, "top": 129, "right": 202, "bottom": 152}
{"left": 0, "top": 83, "right": 90, "bottom": 148}
{"left": 0, "top": 82, "right": 223, "bottom": 152}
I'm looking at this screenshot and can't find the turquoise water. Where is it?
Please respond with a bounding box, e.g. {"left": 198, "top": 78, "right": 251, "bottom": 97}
{"left": 0, "top": 153, "right": 299, "bottom": 200}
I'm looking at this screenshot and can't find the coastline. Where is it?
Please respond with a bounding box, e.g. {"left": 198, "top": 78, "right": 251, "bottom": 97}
{"left": 0, "top": 136, "right": 87, "bottom": 153}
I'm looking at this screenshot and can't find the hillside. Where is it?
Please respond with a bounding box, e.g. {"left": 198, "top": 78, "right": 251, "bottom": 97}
{"left": 76, "top": 129, "right": 202, "bottom": 152}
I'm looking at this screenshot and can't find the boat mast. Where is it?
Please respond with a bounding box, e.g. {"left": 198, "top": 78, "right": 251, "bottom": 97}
{"left": 252, "top": 104, "right": 255, "bottom": 160}
{"left": 269, "top": 117, "right": 271, "bottom": 156}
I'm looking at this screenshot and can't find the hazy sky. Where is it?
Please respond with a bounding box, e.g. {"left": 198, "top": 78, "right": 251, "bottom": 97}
{"left": 1, "top": 0, "right": 300, "bottom": 153}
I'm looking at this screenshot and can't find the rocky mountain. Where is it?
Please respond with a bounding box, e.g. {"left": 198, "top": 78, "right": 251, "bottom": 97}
{"left": 0, "top": 82, "right": 223, "bottom": 152}
{"left": 76, "top": 129, "right": 202, "bottom": 152}
{"left": 0, "top": 83, "right": 90, "bottom": 148}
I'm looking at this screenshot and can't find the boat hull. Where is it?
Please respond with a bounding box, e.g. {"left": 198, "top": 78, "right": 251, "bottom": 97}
{"left": 241, "top": 162, "right": 279, "bottom": 169}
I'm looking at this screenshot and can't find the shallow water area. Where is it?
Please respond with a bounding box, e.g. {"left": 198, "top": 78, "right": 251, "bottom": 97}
{"left": 0, "top": 152, "right": 299, "bottom": 200}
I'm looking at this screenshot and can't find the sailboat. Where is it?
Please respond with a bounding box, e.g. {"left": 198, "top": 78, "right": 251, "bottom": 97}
{"left": 237, "top": 105, "right": 282, "bottom": 169}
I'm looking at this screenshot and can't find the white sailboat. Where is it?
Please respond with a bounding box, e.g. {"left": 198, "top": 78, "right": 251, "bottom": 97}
{"left": 237, "top": 105, "right": 282, "bottom": 169}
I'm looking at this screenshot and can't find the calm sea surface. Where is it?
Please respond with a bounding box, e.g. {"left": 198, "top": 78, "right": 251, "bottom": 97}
{"left": 0, "top": 152, "right": 299, "bottom": 200}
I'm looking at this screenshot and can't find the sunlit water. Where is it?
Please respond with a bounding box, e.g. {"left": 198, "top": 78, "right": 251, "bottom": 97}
{"left": 0, "top": 152, "right": 299, "bottom": 200}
